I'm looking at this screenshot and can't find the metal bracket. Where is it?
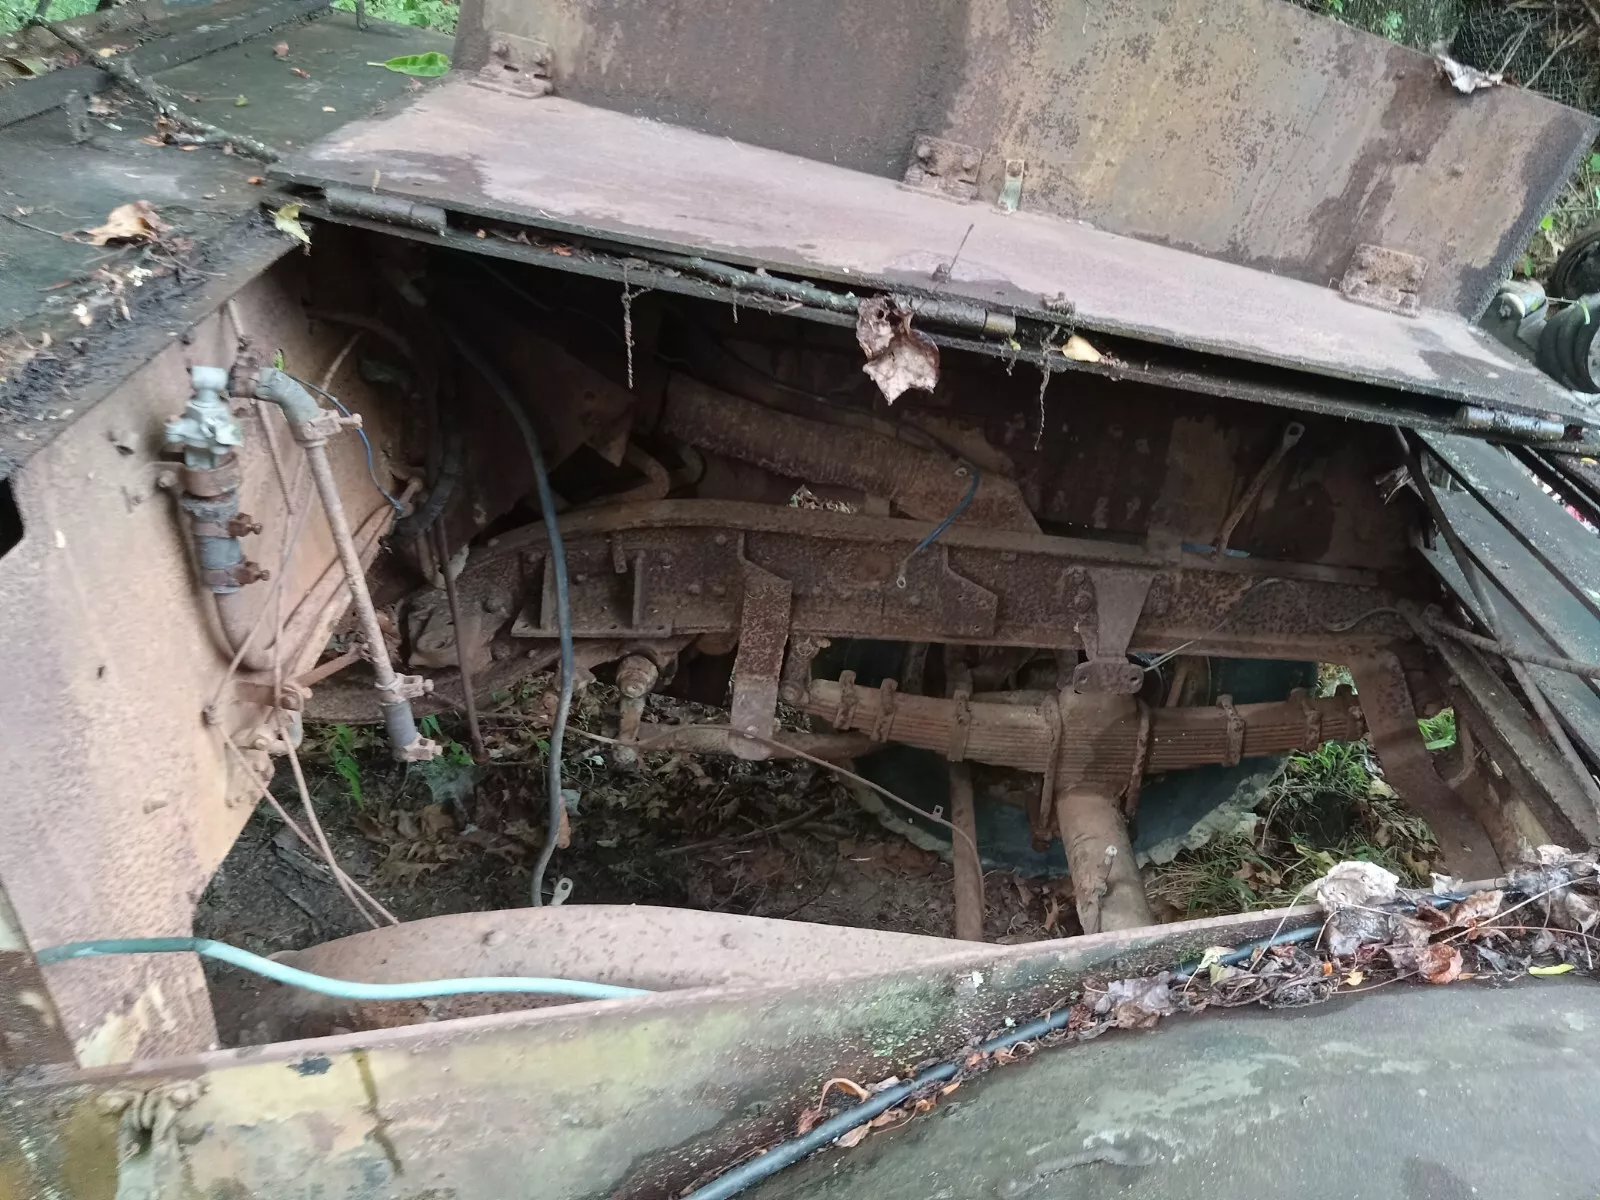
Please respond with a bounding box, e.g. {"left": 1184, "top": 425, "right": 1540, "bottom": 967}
{"left": 1218, "top": 694, "right": 1245, "bottom": 765}
{"left": 834, "top": 669, "right": 859, "bottom": 730}
{"left": 1071, "top": 568, "right": 1155, "bottom": 695}
{"left": 903, "top": 135, "right": 983, "bottom": 202}
{"left": 477, "top": 32, "right": 554, "bottom": 97}
{"left": 871, "top": 678, "right": 900, "bottom": 741}
{"left": 1292, "top": 686, "right": 1322, "bottom": 751}
{"left": 1124, "top": 700, "right": 1154, "bottom": 817}
{"left": 291, "top": 411, "right": 361, "bottom": 446}
{"left": 996, "top": 158, "right": 1025, "bottom": 213}
{"left": 380, "top": 674, "right": 433, "bottom": 703}
{"left": 947, "top": 681, "right": 973, "bottom": 762}
{"left": 1340, "top": 244, "right": 1427, "bottom": 317}
{"left": 729, "top": 554, "right": 794, "bottom": 759}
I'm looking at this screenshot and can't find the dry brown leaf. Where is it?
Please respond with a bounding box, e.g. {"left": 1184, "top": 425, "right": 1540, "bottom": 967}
{"left": 556, "top": 804, "right": 572, "bottom": 850}
{"left": 867, "top": 1107, "right": 906, "bottom": 1129}
{"left": 420, "top": 803, "right": 454, "bottom": 838}
{"left": 290, "top": 66, "right": 310, "bottom": 78}
{"left": 1419, "top": 943, "right": 1463, "bottom": 985}
{"left": 1448, "top": 889, "right": 1504, "bottom": 932}
{"left": 81, "top": 200, "right": 167, "bottom": 246}
{"left": 816, "top": 1077, "right": 870, "bottom": 1104}
{"left": 835, "top": 1125, "right": 869, "bottom": 1149}
{"left": 1344, "top": 969, "right": 1365, "bottom": 987}
{"left": 272, "top": 41, "right": 289, "bottom": 58}
{"left": 795, "top": 1107, "right": 820, "bottom": 1136}
{"left": 247, "top": 176, "right": 264, "bottom": 185}
{"left": 1060, "top": 333, "right": 1102, "bottom": 363}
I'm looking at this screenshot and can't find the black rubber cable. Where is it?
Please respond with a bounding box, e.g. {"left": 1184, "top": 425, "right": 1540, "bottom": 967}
{"left": 680, "top": 1004, "right": 1077, "bottom": 1200}
{"left": 440, "top": 324, "right": 574, "bottom": 907}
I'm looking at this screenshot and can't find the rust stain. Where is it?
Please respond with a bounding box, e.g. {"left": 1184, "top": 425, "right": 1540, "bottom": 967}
{"left": 351, "top": 1049, "right": 403, "bottom": 1179}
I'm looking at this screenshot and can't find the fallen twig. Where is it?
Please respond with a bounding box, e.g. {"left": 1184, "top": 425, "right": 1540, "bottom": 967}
{"left": 29, "top": 17, "right": 283, "bottom": 162}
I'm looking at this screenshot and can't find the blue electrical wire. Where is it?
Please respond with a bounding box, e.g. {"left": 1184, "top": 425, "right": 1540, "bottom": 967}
{"left": 286, "top": 373, "right": 406, "bottom": 516}
{"left": 895, "top": 463, "right": 980, "bottom": 587}
{"left": 36, "top": 937, "right": 649, "bottom": 1002}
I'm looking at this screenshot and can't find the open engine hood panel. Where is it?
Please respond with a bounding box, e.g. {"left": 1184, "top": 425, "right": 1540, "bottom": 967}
{"left": 274, "top": 83, "right": 1589, "bottom": 425}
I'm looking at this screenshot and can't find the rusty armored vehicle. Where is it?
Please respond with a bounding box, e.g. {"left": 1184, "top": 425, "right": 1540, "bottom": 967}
{"left": 6, "top": 0, "right": 1600, "bottom": 1195}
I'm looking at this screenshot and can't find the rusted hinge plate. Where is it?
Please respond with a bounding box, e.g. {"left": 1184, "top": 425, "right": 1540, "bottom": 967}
{"left": 903, "top": 135, "right": 983, "bottom": 202}
{"left": 1340, "top": 244, "right": 1427, "bottom": 317}
{"left": 476, "top": 32, "right": 554, "bottom": 97}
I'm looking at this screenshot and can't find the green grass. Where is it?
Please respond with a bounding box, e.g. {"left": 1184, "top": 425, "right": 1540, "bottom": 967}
{"left": 332, "top": 0, "right": 458, "bottom": 33}
{"left": 1147, "top": 732, "right": 1443, "bottom": 919}
{"left": 1, "top": 0, "right": 95, "bottom": 35}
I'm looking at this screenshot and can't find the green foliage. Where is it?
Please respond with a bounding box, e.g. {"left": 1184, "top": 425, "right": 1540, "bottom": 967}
{"left": 332, "top": 0, "right": 458, "bottom": 34}
{"left": 367, "top": 50, "right": 449, "bottom": 75}
{"left": 1148, "top": 736, "right": 1441, "bottom": 919}
{"left": 0, "top": 0, "right": 93, "bottom": 34}
{"left": 1419, "top": 707, "right": 1456, "bottom": 752}
{"left": 326, "top": 722, "right": 368, "bottom": 807}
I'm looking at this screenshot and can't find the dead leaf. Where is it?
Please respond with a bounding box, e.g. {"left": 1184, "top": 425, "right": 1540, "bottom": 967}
{"left": 868, "top": 1107, "right": 907, "bottom": 1129}
{"left": 835, "top": 1125, "right": 869, "bottom": 1149}
{"left": 272, "top": 202, "right": 311, "bottom": 246}
{"left": 273, "top": 41, "right": 289, "bottom": 58}
{"left": 1418, "top": 943, "right": 1463, "bottom": 985}
{"left": 290, "top": 66, "right": 310, "bottom": 78}
{"left": 856, "top": 296, "right": 939, "bottom": 404}
{"left": 420, "top": 803, "right": 454, "bottom": 839}
{"left": 81, "top": 200, "right": 167, "bottom": 246}
{"left": 556, "top": 804, "right": 572, "bottom": 850}
{"left": 817, "top": 1078, "right": 870, "bottom": 1104}
{"left": 1060, "top": 333, "right": 1102, "bottom": 363}
{"left": 247, "top": 176, "right": 264, "bottom": 185}
{"left": 1446, "top": 889, "right": 1503, "bottom": 932}
{"left": 795, "top": 1107, "right": 820, "bottom": 1135}
{"left": 1344, "top": 969, "right": 1365, "bottom": 987}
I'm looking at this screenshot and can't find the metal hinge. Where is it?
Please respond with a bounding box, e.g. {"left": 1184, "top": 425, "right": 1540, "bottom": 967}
{"left": 476, "top": 33, "right": 554, "bottom": 98}
{"left": 903, "top": 135, "right": 983, "bottom": 202}
{"left": 1340, "top": 244, "right": 1427, "bottom": 317}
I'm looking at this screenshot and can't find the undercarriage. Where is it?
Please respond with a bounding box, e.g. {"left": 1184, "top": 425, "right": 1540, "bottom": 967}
{"left": 6, "top": 1, "right": 1600, "bottom": 1194}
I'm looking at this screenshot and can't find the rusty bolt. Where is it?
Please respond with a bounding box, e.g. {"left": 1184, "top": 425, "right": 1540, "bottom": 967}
{"left": 616, "top": 654, "right": 660, "bottom": 700}
{"left": 236, "top": 561, "right": 270, "bottom": 585}
{"left": 226, "top": 513, "right": 263, "bottom": 537}
{"left": 154, "top": 469, "right": 179, "bottom": 490}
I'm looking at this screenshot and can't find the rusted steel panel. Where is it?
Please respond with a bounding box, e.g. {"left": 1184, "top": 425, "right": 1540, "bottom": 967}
{"left": 458, "top": 0, "right": 1596, "bottom": 318}
{"left": 0, "top": 905, "right": 1325, "bottom": 1200}
{"left": 477, "top": 500, "right": 1407, "bottom": 659}
{"left": 274, "top": 88, "right": 1585, "bottom": 419}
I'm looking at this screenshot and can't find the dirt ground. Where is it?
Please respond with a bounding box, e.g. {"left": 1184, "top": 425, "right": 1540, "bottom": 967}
{"left": 196, "top": 683, "right": 1083, "bottom": 1042}
{"left": 196, "top": 671, "right": 1444, "bottom": 1045}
